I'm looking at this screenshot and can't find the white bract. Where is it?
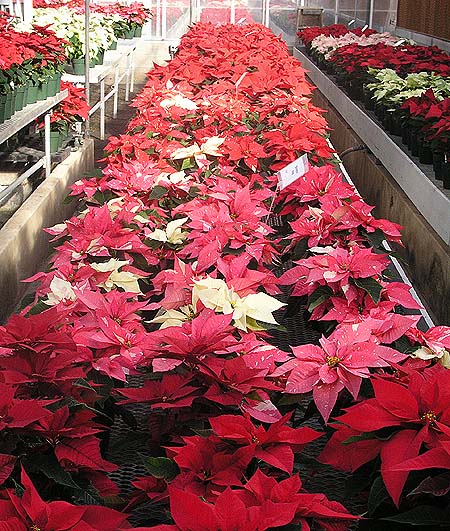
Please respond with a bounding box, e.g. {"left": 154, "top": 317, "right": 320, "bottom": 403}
{"left": 90, "top": 259, "right": 143, "bottom": 293}
{"left": 45, "top": 277, "right": 77, "bottom": 306}
{"left": 147, "top": 217, "right": 189, "bottom": 245}
{"left": 170, "top": 136, "right": 225, "bottom": 163}
{"left": 192, "top": 276, "right": 285, "bottom": 331}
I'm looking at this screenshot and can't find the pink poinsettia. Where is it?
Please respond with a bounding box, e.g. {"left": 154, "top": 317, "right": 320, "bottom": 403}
{"left": 277, "top": 323, "right": 407, "bottom": 421}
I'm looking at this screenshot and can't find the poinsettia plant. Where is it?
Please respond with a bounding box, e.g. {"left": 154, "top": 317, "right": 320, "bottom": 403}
{"left": 1, "top": 18, "right": 449, "bottom": 531}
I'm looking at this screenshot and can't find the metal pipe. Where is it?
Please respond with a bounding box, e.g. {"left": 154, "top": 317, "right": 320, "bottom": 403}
{"left": 84, "top": 0, "right": 90, "bottom": 138}
{"left": 162, "top": 0, "right": 166, "bottom": 39}
{"left": 230, "top": 0, "right": 235, "bottom": 24}
{"left": 368, "top": 0, "right": 374, "bottom": 28}
{"left": 0, "top": 160, "right": 45, "bottom": 206}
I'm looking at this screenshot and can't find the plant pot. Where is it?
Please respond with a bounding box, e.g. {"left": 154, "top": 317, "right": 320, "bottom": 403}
{"left": 109, "top": 40, "right": 117, "bottom": 50}
{"left": 37, "top": 81, "right": 48, "bottom": 101}
{"left": 0, "top": 95, "right": 6, "bottom": 124}
{"left": 442, "top": 162, "right": 450, "bottom": 189}
{"left": 419, "top": 142, "right": 433, "bottom": 165}
{"left": 135, "top": 25, "right": 142, "bottom": 37}
{"left": 5, "top": 92, "right": 13, "bottom": 120}
{"left": 14, "top": 86, "right": 26, "bottom": 112}
{"left": 26, "top": 83, "right": 38, "bottom": 104}
{"left": 389, "top": 113, "right": 402, "bottom": 136}
{"left": 124, "top": 27, "right": 135, "bottom": 39}
{"left": 72, "top": 57, "right": 86, "bottom": 76}
{"left": 410, "top": 131, "right": 421, "bottom": 157}
{"left": 97, "top": 51, "right": 104, "bottom": 65}
{"left": 374, "top": 102, "right": 385, "bottom": 121}
{"left": 47, "top": 74, "right": 61, "bottom": 97}
{"left": 433, "top": 151, "right": 444, "bottom": 180}
{"left": 363, "top": 88, "right": 374, "bottom": 111}
{"left": 49, "top": 131, "right": 61, "bottom": 153}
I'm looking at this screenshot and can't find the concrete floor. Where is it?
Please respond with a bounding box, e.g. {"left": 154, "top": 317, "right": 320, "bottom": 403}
{"left": 89, "top": 41, "right": 172, "bottom": 164}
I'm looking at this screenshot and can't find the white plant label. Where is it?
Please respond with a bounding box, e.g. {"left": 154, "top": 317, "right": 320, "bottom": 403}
{"left": 277, "top": 153, "right": 309, "bottom": 190}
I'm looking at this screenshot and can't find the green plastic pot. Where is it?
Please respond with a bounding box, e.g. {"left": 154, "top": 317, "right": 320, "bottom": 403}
{"left": 27, "top": 83, "right": 38, "bottom": 104}
{"left": 109, "top": 40, "right": 117, "bottom": 50}
{"left": 37, "top": 81, "right": 48, "bottom": 101}
{"left": 49, "top": 131, "right": 61, "bottom": 153}
{"left": 47, "top": 74, "right": 62, "bottom": 97}
{"left": 5, "top": 92, "right": 13, "bottom": 120}
{"left": 124, "top": 27, "right": 135, "bottom": 39}
{"left": 97, "top": 51, "right": 104, "bottom": 65}
{"left": 0, "top": 95, "right": 6, "bottom": 124}
{"left": 14, "top": 85, "right": 26, "bottom": 112}
{"left": 135, "top": 25, "right": 142, "bottom": 37}
{"left": 72, "top": 57, "right": 86, "bottom": 76}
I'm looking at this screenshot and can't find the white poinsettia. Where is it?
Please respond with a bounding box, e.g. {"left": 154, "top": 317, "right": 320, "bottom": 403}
{"left": 413, "top": 346, "right": 450, "bottom": 368}
{"left": 192, "top": 277, "right": 285, "bottom": 331}
{"left": 32, "top": 8, "right": 116, "bottom": 59}
{"left": 155, "top": 171, "right": 192, "bottom": 186}
{"left": 90, "top": 259, "right": 143, "bottom": 293}
{"left": 147, "top": 217, "right": 189, "bottom": 245}
{"left": 160, "top": 93, "right": 198, "bottom": 110}
{"left": 45, "top": 277, "right": 76, "bottom": 306}
{"left": 170, "top": 136, "right": 224, "bottom": 162}
{"left": 150, "top": 305, "right": 196, "bottom": 328}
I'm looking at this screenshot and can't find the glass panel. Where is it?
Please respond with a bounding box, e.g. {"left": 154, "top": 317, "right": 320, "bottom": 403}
{"left": 197, "top": 0, "right": 264, "bottom": 25}
{"left": 164, "top": 0, "right": 191, "bottom": 39}
{"left": 269, "top": 0, "right": 299, "bottom": 45}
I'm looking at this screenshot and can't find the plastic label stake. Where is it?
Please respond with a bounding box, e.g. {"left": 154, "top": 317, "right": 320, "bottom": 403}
{"left": 277, "top": 153, "right": 309, "bottom": 190}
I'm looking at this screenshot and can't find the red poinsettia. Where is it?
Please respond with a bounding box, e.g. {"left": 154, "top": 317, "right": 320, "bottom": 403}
{"left": 320, "top": 364, "right": 450, "bottom": 505}
{"left": 0, "top": 468, "right": 129, "bottom": 530}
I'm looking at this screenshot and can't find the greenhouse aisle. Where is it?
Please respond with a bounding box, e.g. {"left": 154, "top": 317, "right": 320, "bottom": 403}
{"left": 91, "top": 42, "right": 172, "bottom": 161}
{"left": 1, "top": 5, "right": 450, "bottom": 531}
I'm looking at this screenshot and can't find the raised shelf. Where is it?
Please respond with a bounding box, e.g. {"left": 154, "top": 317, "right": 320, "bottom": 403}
{"left": 0, "top": 90, "right": 68, "bottom": 146}
{"left": 293, "top": 47, "right": 450, "bottom": 245}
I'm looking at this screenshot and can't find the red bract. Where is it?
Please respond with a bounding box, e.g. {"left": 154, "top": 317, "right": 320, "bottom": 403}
{"left": 209, "top": 412, "right": 321, "bottom": 473}
{"left": 320, "top": 365, "right": 450, "bottom": 505}
{"left": 117, "top": 374, "right": 201, "bottom": 409}
{"left": 143, "top": 470, "right": 356, "bottom": 531}
{"left": 0, "top": 469, "right": 129, "bottom": 530}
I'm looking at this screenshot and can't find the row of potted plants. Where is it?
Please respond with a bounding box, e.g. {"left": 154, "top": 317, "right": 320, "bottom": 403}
{"left": 21, "top": 1, "right": 152, "bottom": 74}
{"left": 0, "top": 12, "right": 67, "bottom": 123}
{"left": 0, "top": 20, "right": 449, "bottom": 530}
{"left": 40, "top": 80, "right": 90, "bottom": 152}
{"left": 298, "top": 24, "right": 450, "bottom": 187}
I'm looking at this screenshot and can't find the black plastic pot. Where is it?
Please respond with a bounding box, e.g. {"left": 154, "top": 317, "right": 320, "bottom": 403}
{"left": 419, "top": 142, "right": 433, "bottom": 165}
{"left": 433, "top": 151, "right": 444, "bottom": 180}
{"left": 442, "top": 162, "right": 450, "bottom": 189}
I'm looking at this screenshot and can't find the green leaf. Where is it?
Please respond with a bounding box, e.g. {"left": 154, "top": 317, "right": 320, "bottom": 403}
{"left": 368, "top": 476, "right": 390, "bottom": 516}
{"left": 75, "top": 486, "right": 103, "bottom": 505}
{"left": 353, "top": 277, "right": 383, "bottom": 304}
{"left": 26, "top": 299, "right": 51, "bottom": 316}
{"left": 140, "top": 456, "right": 179, "bottom": 480}
{"left": 63, "top": 194, "right": 75, "bottom": 204}
{"left": 308, "top": 285, "right": 333, "bottom": 312}
{"left": 148, "top": 185, "right": 169, "bottom": 200}
{"left": 72, "top": 378, "right": 97, "bottom": 392}
{"left": 181, "top": 157, "right": 195, "bottom": 170}
{"left": 24, "top": 455, "right": 80, "bottom": 490}
{"left": 342, "top": 431, "right": 379, "bottom": 445}
{"left": 365, "top": 229, "right": 386, "bottom": 249}
{"left": 188, "top": 185, "right": 200, "bottom": 198}
{"left": 382, "top": 506, "right": 450, "bottom": 526}
{"left": 408, "top": 472, "right": 450, "bottom": 497}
